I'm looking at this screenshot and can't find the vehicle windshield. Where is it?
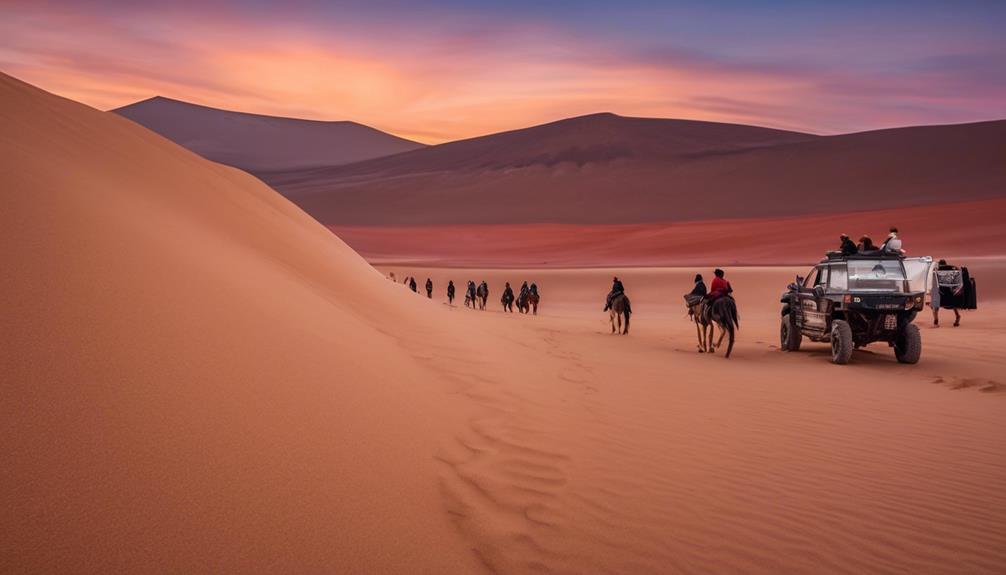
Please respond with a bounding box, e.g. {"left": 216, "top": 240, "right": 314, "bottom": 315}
{"left": 846, "top": 260, "right": 907, "bottom": 292}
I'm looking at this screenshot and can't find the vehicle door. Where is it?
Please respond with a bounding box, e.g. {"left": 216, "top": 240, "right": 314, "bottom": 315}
{"left": 795, "top": 266, "right": 828, "bottom": 334}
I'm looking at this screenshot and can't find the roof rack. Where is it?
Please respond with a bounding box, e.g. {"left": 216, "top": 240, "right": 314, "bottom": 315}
{"left": 821, "top": 251, "right": 904, "bottom": 263}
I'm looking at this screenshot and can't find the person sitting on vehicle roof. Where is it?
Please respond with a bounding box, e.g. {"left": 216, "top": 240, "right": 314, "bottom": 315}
{"left": 880, "top": 227, "right": 904, "bottom": 255}
{"left": 839, "top": 234, "right": 858, "bottom": 256}
{"left": 706, "top": 269, "right": 733, "bottom": 301}
{"left": 858, "top": 235, "right": 878, "bottom": 254}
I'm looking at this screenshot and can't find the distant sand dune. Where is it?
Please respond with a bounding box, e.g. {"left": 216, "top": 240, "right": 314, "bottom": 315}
{"left": 262, "top": 113, "right": 1006, "bottom": 226}
{"left": 114, "top": 96, "right": 425, "bottom": 171}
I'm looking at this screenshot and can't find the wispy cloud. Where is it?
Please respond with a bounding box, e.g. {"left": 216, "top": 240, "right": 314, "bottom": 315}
{"left": 1, "top": 1, "right": 1003, "bottom": 142}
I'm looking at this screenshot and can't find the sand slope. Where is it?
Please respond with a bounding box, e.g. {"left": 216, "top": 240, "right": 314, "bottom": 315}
{"left": 0, "top": 72, "right": 479, "bottom": 574}
{"left": 262, "top": 115, "right": 1006, "bottom": 225}
{"left": 114, "top": 96, "right": 425, "bottom": 171}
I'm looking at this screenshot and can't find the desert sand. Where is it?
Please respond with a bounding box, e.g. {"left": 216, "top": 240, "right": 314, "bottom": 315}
{"left": 379, "top": 265, "right": 1006, "bottom": 574}
{"left": 262, "top": 113, "right": 1006, "bottom": 226}
{"left": 114, "top": 96, "right": 425, "bottom": 171}
{"left": 332, "top": 197, "right": 1006, "bottom": 267}
{"left": 4, "top": 72, "right": 1006, "bottom": 574}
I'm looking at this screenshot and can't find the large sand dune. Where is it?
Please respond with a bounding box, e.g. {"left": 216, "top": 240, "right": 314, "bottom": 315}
{"left": 4, "top": 72, "right": 1006, "bottom": 574}
{"left": 261, "top": 113, "right": 1006, "bottom": 225}
{"left": 1, "top": 72, "right": 479, "bottom": 574}
{"left": 114, "top": 96, "right": 425, "bottom": 171}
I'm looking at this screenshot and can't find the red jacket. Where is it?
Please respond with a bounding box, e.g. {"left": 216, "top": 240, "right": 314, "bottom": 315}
{"left": 708, "top": 277, "right": 731, "bottom": 300}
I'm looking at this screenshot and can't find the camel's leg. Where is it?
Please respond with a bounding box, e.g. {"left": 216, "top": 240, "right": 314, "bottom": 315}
{"left": 694, "top": 318, "right": 705, "bottom": 352}
{"left": 610, "top": 311, "right": 616, "bottom": 333}
{"left": 716, "top": 323, "right": 727, "bottom": 348}
{"left": 707, "top": 324, "right": 716, "bottom": 353}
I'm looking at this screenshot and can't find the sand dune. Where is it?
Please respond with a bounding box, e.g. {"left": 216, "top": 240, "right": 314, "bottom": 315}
{"left": 332, "top": 198, "right": 1006, "bottom": 267}
{"left": 114, "top": 96, "right": 425, "bottom": 171}
{"left": 5, "top": 71, "right": 1006, "bottom": 574}
{"left": 1, "top": 72, "right": 479, "bottom": 574}
{"left": 261, "top": 114, "right": 1006, "bottom": 225}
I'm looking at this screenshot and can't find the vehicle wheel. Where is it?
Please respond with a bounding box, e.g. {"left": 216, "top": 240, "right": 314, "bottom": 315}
{"left": 895, "top": 323, "right": 922, "bottom": 364}
{"left": 831, "top": 320, "right": 853, "bottom": 365}
{"left": 780, "top": 313, "right": 801, "bottom": 351}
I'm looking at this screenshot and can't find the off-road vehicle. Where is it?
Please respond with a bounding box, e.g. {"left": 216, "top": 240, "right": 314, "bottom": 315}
{"left": 780, "top": 254, "right": 931, "bottom": 364}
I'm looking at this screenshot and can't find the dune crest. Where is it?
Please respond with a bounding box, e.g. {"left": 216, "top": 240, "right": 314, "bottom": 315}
{"left": 114, "top": 96, "right": 425, "bottom": 171}
{"left": 262, "top": 114, "right": 1006, "bottom": 226}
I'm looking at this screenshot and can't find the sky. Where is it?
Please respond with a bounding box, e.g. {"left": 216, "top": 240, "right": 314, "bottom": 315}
{"left": 1, "top": 0, "right": 1004, "bottom": 143}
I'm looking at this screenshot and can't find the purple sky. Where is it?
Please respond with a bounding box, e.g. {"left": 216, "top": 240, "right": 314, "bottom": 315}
{"left": 1, "top": 0, "right": 1003, "bottom": 142}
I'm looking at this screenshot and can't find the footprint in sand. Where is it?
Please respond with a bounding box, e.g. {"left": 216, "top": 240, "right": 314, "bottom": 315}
{"left": 932, "top": 375, "right": 1003, "bottom": 393}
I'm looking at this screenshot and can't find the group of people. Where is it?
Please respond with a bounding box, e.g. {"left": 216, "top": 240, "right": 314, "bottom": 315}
{"left": 837, "top": 227, "right": 905, "bottom": 256}
{"left": 399, "top": 275, "right": 435, "bottom": 298}
{"left": 395, "top": 276, "right": 541, "bottom": 312}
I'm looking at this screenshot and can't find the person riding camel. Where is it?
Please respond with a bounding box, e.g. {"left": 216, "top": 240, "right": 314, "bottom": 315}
{"left": 706, "top": 269, "right": 732, "bottom": 302}
{"left": 502, "top": 282, "right": 515, "bottom": 312}
{"left": 425, "top": 278, "right": 433, "bottom": 298}
{"left": 839, "top": 234, "right": 858, "bottom": 256}
{"left": 409, "top": 277, "right": 417, "bottom": 292}
{"left": 685, "top": 273, "right": 707, "bottom": 307}
{"left": 529, "top": 282, "right": 538, "bottom": 295}
{"left": 604, "top": 276, "right": 625, "bottom": 311}
{"left": 520, "top": 281, "right": 529, "bottom": 297}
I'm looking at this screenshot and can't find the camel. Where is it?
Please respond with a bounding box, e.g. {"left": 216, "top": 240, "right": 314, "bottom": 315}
{"left": 477, "top": 282, "right": 489, "bottom": 311}
{"left": 693, "top": 296, "right": 739, "bottom": 358}
{"left": 609, "top": 293, "right": 631, "bottom": 334}
{"left": 465, "top": 281, "right": 477, "bottom": 309}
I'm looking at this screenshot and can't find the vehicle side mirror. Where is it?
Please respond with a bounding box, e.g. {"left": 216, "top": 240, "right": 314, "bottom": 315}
{"left": 813, "top": 286, "right": 826, "bottom": 298}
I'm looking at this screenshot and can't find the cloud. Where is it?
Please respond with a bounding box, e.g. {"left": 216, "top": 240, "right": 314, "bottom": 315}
{"left": 1, "top": 1, "right": 1003, "bottom": 142}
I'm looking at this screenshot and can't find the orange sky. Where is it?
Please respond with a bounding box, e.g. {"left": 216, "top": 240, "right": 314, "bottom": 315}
{"left": 2, "top": 2, "right": 1003, "bottom": 143}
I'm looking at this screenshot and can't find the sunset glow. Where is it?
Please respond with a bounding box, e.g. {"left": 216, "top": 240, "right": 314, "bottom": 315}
{"left": 2, "top": 0, "right": 1004, "bottom": 143}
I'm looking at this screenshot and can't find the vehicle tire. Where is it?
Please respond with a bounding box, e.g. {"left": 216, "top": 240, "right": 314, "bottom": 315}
{"left": 895, "top": 323, "right": 922, "bottom": 364}
{"left": 831, "top": 320, "right": 853, "bottom": 365}
{"left": 780, "top": 312, "right": 801, "bottom": 351}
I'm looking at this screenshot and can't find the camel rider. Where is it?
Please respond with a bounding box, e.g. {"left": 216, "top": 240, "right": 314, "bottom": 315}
{"left": 685, "top": 274, "right": 707, "bottom": 307}
{"left": 706, "top": 269, "right": 732, "bottom": 302}
{"left": 529, "top": 282, "right": 538, "bottom": 295}
{"left": 409, "top": 277, "right": 417, "bottom": 292}
{"left": 503, "top": 282, "right": 514, "bottom": 301}
{"left": 425, "top": 278, "right": 433, "bottom": 298}
{"left": 520, "top": 281, "right": 529, "bottom": 296}
{"left": 604, "top": 276, "right": 625, "bottom": 311}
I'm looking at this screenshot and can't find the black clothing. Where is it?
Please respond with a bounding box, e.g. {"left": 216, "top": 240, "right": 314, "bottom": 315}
{"left": 604, "top": 279, "right": 626, "bottom": 311}
{"left": 840, "top": 238, "right": 858, "bottom": 256}
{"left": 447, "top": 282, "right": 455, "bottom": 299}
{"left": 689, "top": 281, "right": 708, "bottom": 297}
{"left": 409, "top": 278, "right": 417, "bottom": 292}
